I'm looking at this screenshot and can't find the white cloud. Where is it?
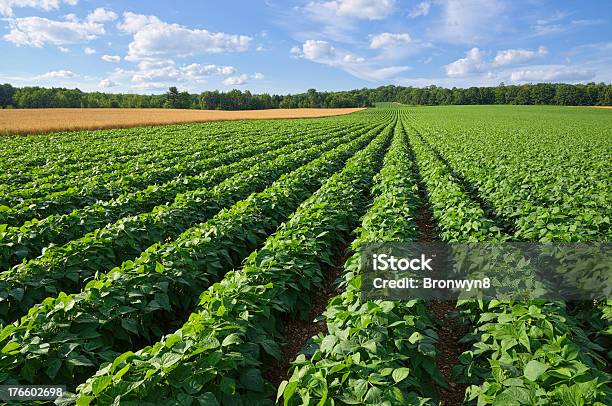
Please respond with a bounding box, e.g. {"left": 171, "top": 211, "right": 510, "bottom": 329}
{"left": 446, "top": 46, "right": 548, "bottom": 77}
{"left": 445, "top": 47, "right": 487, "bottom": 77}
{"left": 181, "top": 63, "right": 235, "bottom": 77}
{"left": 222, "top": 72, "right": 264, "bottom": 87}
{"left": 4, "top": 9, "right": 114, "bottom": 47}
{"left": 123, "top": 60, "right": 239, "bottom": 90}
{"left": 433, "top": 0, "right": 506, "bottom": 44}
{"left": 0, "top": 0, "right": 78, "bottom": 17}
{"left": 292, "top": 39, "right": 364, "bottom": 65}
{"left": 409, "top": 2, "right": 430, "bottom": 18}
{"left": 85, "top": 8, "right": 117, "bottom": 24}
{"left": 117, "top": 12, "right": 251, "bottom": 61}
{"left": 298, "top": 39, "right": 334, "bottom": 60}
{"left": 117, "top": 11, "right": 161, "bottom": 33}
{"left": 84, "top": 46, "right": 95, "bottom": 54}
{"left": 436, "top": 46, "right": 599, "bottom": 85}
{"left": 291, "top": 39, "right": 409, "bottom": 81}
{"left": 98, "top": 78, "right": 118, "bottom": 88}
{"left": 533, "top": 10, "right": 569, "bottom": 36}
{"left": 306, "top": 0, "right": 396, "bottom": 20}
{"left": 223, "top": 73, "right": 249, "bottom": 86}
{"left": 369, "top": 33, "right": 411, "bottom": 49}
{"left": 509, "top": 66, "right": 595, "bottom": 83}
{"left": 36, "top": 69, "right": 77, "bottom": 79}
{"left": 58, "top": 46, "right": 69, "bottom": 52}
{"left": 369, "top": 32, "right": 431, "bottom": 61}
{"left": 532, "top": 12, "right": 605, "bottom": 37}
{"left": 130, "top": 61, "right": 183, "bottom": 83}
{"left": 182, "top": 63, "right": 216, "bottom": 76}
{"left": 297, "top": 0, "right": 395, "bottom": 43}
{"left": 493, "top": 46, "right": 547, "bottom": 66}
{"left": 101, "top": 54, "right": 120, "bottom": 62}
{"left": 223, "top": 74, "right": 248, "bottom": 86}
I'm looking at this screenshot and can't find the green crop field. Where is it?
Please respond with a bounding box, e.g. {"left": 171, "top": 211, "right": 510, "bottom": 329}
{"left": 0, "top": 105, "right": 610, "bottom": 405}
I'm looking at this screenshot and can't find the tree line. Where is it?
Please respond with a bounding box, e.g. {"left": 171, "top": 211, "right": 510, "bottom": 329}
{"left": 0, "top": 82, "right": 610, "bottom": 109}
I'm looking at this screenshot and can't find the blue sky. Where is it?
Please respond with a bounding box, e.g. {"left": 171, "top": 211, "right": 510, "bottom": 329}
{"left": 0, "top": 0, "right": 610, "bottom": 94}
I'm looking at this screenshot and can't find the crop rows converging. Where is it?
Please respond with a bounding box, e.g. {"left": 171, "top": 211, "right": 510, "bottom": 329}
{"left": 0, "top": 105, "right": 609, "bottom": 405}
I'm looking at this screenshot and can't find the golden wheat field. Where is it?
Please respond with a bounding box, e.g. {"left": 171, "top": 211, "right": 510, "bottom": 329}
{"left": 0, "top": 108, "right": 365, "bottom": 135}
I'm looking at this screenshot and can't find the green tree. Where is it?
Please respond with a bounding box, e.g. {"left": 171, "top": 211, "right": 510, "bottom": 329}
{"left": 164, "top": 87, "right": 180, "bottom": 108}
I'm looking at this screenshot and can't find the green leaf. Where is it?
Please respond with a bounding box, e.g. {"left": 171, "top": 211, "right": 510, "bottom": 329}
{"left": 164, "top": 333, "right": 182, "bottom": 349}
{"left": 276, "top": 381, "right": 288, "bottom": 403}
{"left": 408, "top": 332, "right": 424, "bottom": 344}
{"left": 353, "top": 379, "right": 368, "bottom": 399}
{"left": 114, "top": 364, "right": 130, "bottom": 381}
{"left": 392, "top": 367, "right": 410, "bottom": 383}
{"left": 160, "top": 352, "right": 181, "bottom": 370}
{"left": 92, "top": 375, "right": 112, "bottom": 395}
{"left": 319, "top": 335, "right": 338, "bottom": 353}
{"left": 1, "top": 341, "right": 20, "bottom": 354}
{"left": 45, "top": 358, "right": 62, "bottom": 380}
{"left": 8, "top": 288, "right": 24, "bottom": 301}
{"left": 380, "top": 368, "right": 393, "bottom": 376}
{"left": 197, "top": 393, "right": 219, "bottom": 406}
{"left": 282, "top": 381, "right": 298, "bottom": 406}
{"left": 221, "top": 333, "right": 241, "bottom": 347}
{"left": 76, "top": 396, "right": 94, "bottom": 406}
{"left": 239, "top": 368, "right": 264, "bottom": 392}
{"left": 111, "top": 351, "right": 135, "bottom": 371}
{"left": 502, "top": 378, "right": 524, "bottom": 387}
{"left": 67, "top": 354, "right": 94, "bottom": 367}
{"left": 219, "top": 376, "right": 236, "bottom": 395}
{"left": 497, "top": 386, "right": 532, "bottom": 404}
{"left": 121, "top": 318, "right": 139, "bottom": 335}
{"left": 364, "top": 386, "right": 383, "bottom": 404}
{"left": 523, "top": 360, "right": 549, "bottom": 381}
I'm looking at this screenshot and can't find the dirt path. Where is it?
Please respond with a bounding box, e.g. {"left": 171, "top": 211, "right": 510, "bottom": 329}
{"left": 409, "top": 137, "right": 468, "bottom": 406}
{"left": 264, "top": 247, "right": 348, "bottom": 389}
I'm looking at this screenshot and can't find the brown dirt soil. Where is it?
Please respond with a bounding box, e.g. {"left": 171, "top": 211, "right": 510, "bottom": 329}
{"left": 415, "top": 183, "right": 468, "bottom": 406}
{"left": 0, "top": 107, "right": 365, "bottom": 135}
{"left": 591, "top": 106, "right": 612, "bottom": 109}
{"left": 264, "top": 248, "right": 347, "bottom": 389}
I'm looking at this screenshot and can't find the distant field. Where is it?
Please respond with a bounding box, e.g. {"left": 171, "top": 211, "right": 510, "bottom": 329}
{"left": 0, "top": 107, "right": 364, "bottom": 135}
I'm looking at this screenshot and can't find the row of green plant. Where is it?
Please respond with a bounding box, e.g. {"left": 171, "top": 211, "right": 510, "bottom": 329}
{"left": 67, "top": 114, "right": 395, "bottom": 404}
{"left": 0, "top": 124, "right": 377, "bottom": 325}
{"left": 409, "top": 108, "right": 612, "bottom": 364}
{"left": 0, "top": 119, "right": 315, "bottom": 184}
{"left": 278, "top": 113, "right": 444, "bottom": 405}
{"left": 0, "top": 125, "right": 186, "bottom": 175}
{"left": 0, "top": 124, "right": 253, "bottom": 202}
{"left": 0, "top": 122, "right": 346, "bottom": 226}
{"left": 407, "top": 107, "right": 611, "bottom": 242}
{"left": 407, "top": 122, "right": 611, "bottom": 405}
{"left": 0, "top": 119, "right": 384, "bottom": 389}
{"left": 0, "top": 121, "right": 371, "bottom": 270}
